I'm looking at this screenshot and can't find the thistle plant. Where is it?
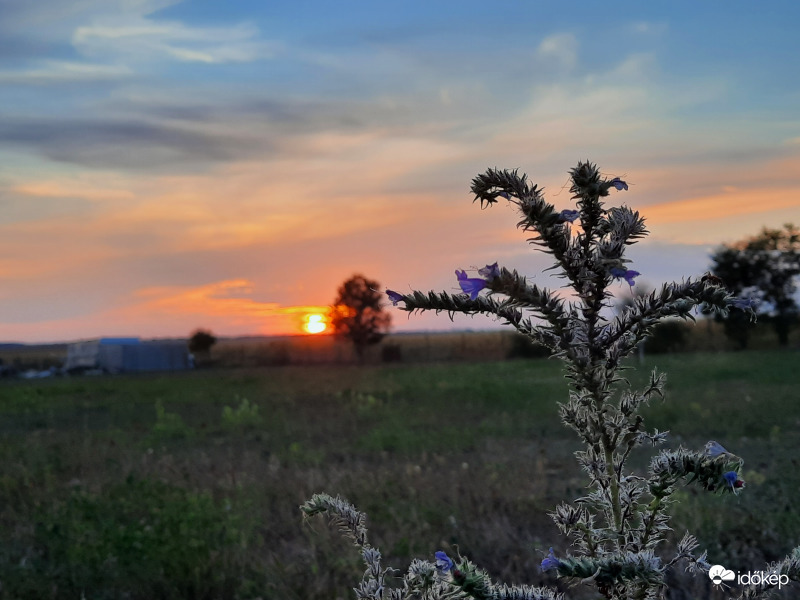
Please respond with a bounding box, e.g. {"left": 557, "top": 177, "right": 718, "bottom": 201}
{"left": 302, "top": 161, "right": 799, "bottom": 599}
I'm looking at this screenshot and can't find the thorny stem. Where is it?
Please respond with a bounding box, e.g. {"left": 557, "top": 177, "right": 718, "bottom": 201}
{"left": 604, "top": 443, "right": 623, "bottom": 532}
{"left": 578, "top": 523, "right": 597, "bottom": 555}
{"left": 640, "top": 498, "right": 662, "bottom": 550}
{"left": 584, "top": 280, "right": 623, "bottom": 536}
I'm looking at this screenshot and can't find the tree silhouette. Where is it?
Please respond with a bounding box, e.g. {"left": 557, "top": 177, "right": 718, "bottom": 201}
{"left": 710, "top": 223, "right": 800, "bottom": 347}
{"left": 188, "top": 329, "right": 217, "bottom": 354}
{"left": 330, "top": 274, "right": 391, "bottom": 361}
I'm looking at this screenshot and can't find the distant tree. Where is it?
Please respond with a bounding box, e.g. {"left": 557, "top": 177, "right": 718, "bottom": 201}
{"left": 710, "top": 224, "right": 800, "bottom": 347}
{"left": 330, "top": 274, "right": 391, "bottom": 361}
{"left": 188, "top": 329, "right": 217, "bottom": 354}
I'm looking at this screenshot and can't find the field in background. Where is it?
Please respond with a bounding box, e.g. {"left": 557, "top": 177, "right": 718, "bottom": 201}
{"left": 0, "top": 350, "right": 798, "bottom": 599}
{"left": 192, "top": 320, "right": 800, "bottom": 367}
{"left": 210, "top": 329, "right": 515, "bottom": 366}
{"left": 2, "top": 317, "right": 796, "bottom": 372}
{"left": 187, "top": 319, "right": 800, "bottom": 367}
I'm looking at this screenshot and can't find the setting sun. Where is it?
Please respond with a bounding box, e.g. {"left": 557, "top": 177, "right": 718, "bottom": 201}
{"left": 304, "top": 313, "right": 327, "bottom": 334}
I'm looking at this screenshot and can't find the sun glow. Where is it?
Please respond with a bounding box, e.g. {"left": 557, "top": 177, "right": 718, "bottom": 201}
{"left": 304, "top": 313, "right": 327, "bottom": 334}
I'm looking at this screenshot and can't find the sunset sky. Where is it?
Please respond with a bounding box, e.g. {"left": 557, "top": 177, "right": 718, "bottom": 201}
{"left": 2, "top": 1, "right": 800, "bottom": 343}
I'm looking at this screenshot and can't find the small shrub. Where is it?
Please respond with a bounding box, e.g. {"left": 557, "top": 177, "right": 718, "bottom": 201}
{"left": 221, "top": 396, "right": 263, "bottom": 430}
{"left": 151, "top": 399, "right": 192, "bottom": 440}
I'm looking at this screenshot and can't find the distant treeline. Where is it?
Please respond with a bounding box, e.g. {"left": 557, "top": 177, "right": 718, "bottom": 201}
{"left": 189, "top": 318, "right": 799, "bottom": 368}
{"left": 1, "top": 318, "right": 796, "bottom": 373}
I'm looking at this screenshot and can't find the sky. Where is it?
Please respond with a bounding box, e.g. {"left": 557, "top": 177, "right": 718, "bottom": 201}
{"left": 1, "top": 0, "right": 799, "bottom": 343}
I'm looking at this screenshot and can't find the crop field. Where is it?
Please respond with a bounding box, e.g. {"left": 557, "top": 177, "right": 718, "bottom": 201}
{"left": 0, "top": 350, "right": 798, "bottom": 599}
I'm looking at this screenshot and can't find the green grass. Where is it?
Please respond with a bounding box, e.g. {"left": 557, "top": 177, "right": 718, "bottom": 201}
{"left": 0, "top": 351, "right": 798, "bottom": 598}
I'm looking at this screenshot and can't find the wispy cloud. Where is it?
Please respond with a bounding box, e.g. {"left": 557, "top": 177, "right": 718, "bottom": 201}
{"left": 135, "top": 279, "right": 325, "bottom": 317}
{"left": 12, "top": 178, "right": 136, "bottom": 202}
{"left": 0, "top": 0, "right": 183, "bottom": 42}
{"left": 0, "top": 60, "right": 132, "bottom": 84}
{"left": 0, "top": 279, "right": 329, "bottom": 342}
{"left": 0, "top": 116, "right": 264, "bottom": 170}
{"left": 535, "top": 33, "right": 579, "bottom": 70}
{"left": 73, "top": 18, "right": 274, "bottom": 64}
{"left": 646, "top": 186, "right": 800, "bottom": 225}
{"left": 630, "top": 21, "right": 668, "bottom": 36}
{"left": 122, "top": 279, "right": 330, "bottom": 336}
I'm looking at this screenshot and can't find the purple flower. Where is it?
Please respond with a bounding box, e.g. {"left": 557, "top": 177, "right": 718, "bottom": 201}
{"left": 497, "top": 191, "right": 511, "bottom": 200}
{"left": 477, "top": 262, "right": 500, "bottom": 279}
{"left": 456, "top": 269, "right": 488, "bottom": 300}
{"left": 435, "top": 551, "right": 454, "bottom": 573}
{"left": 541, "top": 547, "right": 561, "bottom": 572}
{"left": 731, "top": 297, "right": 757, "bottom": 310}
{"left": 610, "top": 267, "right": 640, "bottom": 287}
{"left": 610, "top": 177, "right": 629, "bottom": 191}
{"left": 386, "top": 290, "right": 404, "bottom": 306}
{"left": 704, "top": 441, "right": 730, "bottom": 457}
{"left": 559, "top": 209, "right": 580, "bottom": 223}
{"left": 723, "top": 470, "right": 745, "bottom": 494}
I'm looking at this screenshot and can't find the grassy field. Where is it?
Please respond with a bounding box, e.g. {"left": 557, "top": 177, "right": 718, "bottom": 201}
{"left": 0, "top": 350, "right": 798, "bottom": 599}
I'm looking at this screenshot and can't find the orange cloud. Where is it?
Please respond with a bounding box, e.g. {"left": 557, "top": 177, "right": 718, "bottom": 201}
{"left": 127, "top": 279, "right": 330, "bottom": 335}
{"left": 645, "top": 186, "right": 800, "bottom": 225}
{"left": 13, "top": 180, "right": 135, "bottom": 201}
{"left": 0, "top": 279, "right": 331, "bottom": 342}
{"left": 3, "top": 154, "right": 446, "bottom": 260}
